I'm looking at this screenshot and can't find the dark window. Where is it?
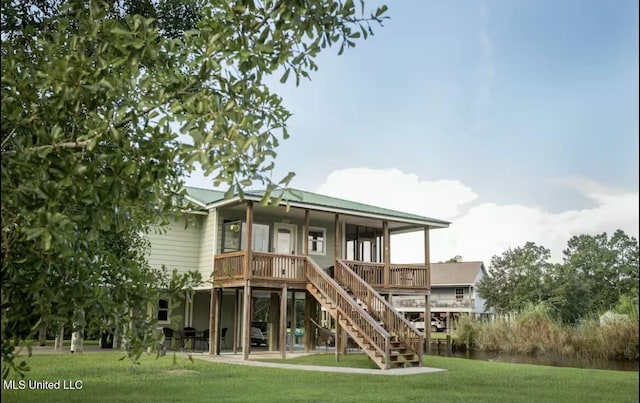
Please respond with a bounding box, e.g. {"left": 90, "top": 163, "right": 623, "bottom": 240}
{"left": 158, "top": 299, "right": 170, "bottom": 322}
{"left": 308, "top": 228, "right": 325, "bottom": 254}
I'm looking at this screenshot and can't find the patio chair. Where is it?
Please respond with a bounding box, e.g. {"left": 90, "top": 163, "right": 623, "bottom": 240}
{"left": 183, "top": 327, "right": 197, "bottom": 350}
{"left": 162, "top": 327, "right": 174, "bottom": 350}
{"left": 195, "top": 329, "right": 209, "bottom": 351}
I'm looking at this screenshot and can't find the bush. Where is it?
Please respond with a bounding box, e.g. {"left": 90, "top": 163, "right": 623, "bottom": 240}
{"left": 455, "top": 303, "right": 639, "bottom": 360}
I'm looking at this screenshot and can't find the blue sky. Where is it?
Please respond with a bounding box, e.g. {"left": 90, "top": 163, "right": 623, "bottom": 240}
{"left": 187, "top": 0, "right": 639, "bottom": 265}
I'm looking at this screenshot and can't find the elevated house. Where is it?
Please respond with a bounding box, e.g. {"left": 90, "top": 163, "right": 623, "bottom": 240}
{"left": 392, "top": 261, "right": 489, "bottom": 330}
{"left": 147, "top": 186, "right": 450, "bottom": 369}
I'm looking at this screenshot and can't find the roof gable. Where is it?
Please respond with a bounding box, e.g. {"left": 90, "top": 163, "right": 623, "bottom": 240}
{"left": 430, "top": 261, "right": 486, "bottom": 285}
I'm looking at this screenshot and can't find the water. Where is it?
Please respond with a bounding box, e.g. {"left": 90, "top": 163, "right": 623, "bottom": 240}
{"left": 429, "top": 342, "right": 639, "bottom": 372}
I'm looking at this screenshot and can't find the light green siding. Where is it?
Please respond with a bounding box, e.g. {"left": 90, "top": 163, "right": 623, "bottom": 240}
{"left": 147, "top": 216, "right": 204, "bottom": 276}
{"left": 198, "top": 212, "right": 217, "bottom": 281}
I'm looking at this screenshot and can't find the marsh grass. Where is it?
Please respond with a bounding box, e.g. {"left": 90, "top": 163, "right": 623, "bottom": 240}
{"left": 453, "top": 304, "right": 639, "bottom": 360}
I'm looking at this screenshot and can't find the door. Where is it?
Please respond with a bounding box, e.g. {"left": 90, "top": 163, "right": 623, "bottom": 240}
{"left": 273, "top": 223, "right": 297, "bottom": 277}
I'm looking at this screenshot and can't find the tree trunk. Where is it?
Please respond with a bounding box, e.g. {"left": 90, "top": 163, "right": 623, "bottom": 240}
{"left": 70, "top": 309, "right": 85, "bottom": 353}
{"left": 38, "top": 323, "right": 47, "bottom": 346}
{"left": 54, "top": 325, "right": 64, "bottom": 350}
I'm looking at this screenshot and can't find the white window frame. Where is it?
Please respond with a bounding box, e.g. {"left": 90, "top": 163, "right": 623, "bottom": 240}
{"left": 308, "top": 227, "right": 326, "bottom": 256}
{"left": 157, "top": 298, "right": 171, "bottom": 324}
{"left": 455, "top": 288, "right": 464, "bottom": 301}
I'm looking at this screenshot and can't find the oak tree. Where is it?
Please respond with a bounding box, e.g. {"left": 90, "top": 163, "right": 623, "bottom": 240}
{"left": 1, "top": 0, "right": 387, "bottom": 376}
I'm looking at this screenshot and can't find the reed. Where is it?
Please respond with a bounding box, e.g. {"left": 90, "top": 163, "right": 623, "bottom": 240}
{"left": 452, "top": 303, "right": 639, "bottom": 361}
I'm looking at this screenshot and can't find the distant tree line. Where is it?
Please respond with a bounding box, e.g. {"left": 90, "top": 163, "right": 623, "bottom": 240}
{"left": 477, "top": 230, "right": 639, "bottom": 324}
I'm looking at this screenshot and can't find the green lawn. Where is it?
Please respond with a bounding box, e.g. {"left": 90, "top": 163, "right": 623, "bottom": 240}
{"left": 2, "top": 352, "right": 638, "bottom": 402}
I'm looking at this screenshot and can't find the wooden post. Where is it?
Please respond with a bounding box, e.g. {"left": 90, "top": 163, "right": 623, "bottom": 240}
{"left": 209, "top": 287, "right": 219, "bottom": 355}
{"left": 290, "top": 291, "right": 296, "bottom": 353}
{"left": 424, "top": 226, "right": 430, "bottom": 289}
{"left": 304, "top": 209, "right": 310, "bottom": 256}
{"left": 383, "top": 220, "right": 390, "bottom": 288}
{"left": 334, "top": 214, "right": 340, "bottom": 264}
{"left": 233, "top": 289, "right": 240, "bottom": 354}
{"left": 425, "top": 294, "right": 431, "bottom": 354}
{"left": 335, "top": 313, "right": 341, "bottom": 362}
{"left": 244, "top": 201, "right": 254, "bottom": 279}
{"left": 242, "top": 280, "right": 252, "bottom": 360}
{"left": 280, "top": 285, "right": 288, "bottom": 359}
{"left": 424, "top": 226, "right": 431, "bottom": 354}
{"left": 304, "top": 292, "right": 313, "bottom": 352}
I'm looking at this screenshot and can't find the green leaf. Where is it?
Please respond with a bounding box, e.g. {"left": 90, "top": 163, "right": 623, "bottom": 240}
{"left": 280, "top": 68, "right": 290, "bottom": 83}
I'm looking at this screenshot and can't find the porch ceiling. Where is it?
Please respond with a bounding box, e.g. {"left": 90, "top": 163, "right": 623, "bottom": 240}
{"left": 220, "top": 203, "right": 427, "bottom": 233}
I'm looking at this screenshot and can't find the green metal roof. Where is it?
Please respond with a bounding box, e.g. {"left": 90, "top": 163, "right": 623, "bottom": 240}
{"left": 185, "top": 186, "right": 450, "bottom": 227}
{"left": 184, "top": 186, "right": 227, "bottom": 206}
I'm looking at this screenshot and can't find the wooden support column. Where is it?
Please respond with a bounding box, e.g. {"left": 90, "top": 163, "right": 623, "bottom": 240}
{"left": 280, "top": 285, "right": 288, "bottom": 359}
{"left": 304, "top": 209, "right": 310, "bottom": 256}
{"left": 233, "top": 289, "right": 240, "bottom": 354}
{"left": 424, "top": 226, "right": 431, "bottom": 289}
{"left": 424, "top": 226, "right": 431, "bottom": 354}
{"left": 290, "top": 291, "right": 297, "bottom": 353}
{"left": 209, "top": 287, "right": 219, "bottom": 355}
{"left": 425, "top": 294, "right": 431, "bottom": 354}
{"left": 244, "top": 201, "right": 254, "bottom": 279}
{"left": 335, "top": 313, "right": 342, "bottom": 362}
{"left": 304, "top": 292, "right": 313, "bottom": 352}
{"left": 383, "top": 220, "right": 390, "bottom": 288}
{"left": 242, "top": 281, "right": 252, "bottom": 360}
{"left": 334, "top": 214, "right": 340, "bottom": 264}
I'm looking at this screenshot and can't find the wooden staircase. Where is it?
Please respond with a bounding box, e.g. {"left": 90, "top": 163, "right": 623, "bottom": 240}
{"left": 304, "top": 258, "right": 424, "bottom": 369}
{"left": 335, "top": 259, "right": 424, "bottom": 367}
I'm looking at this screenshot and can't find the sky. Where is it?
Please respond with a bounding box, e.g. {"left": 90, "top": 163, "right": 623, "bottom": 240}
{"left": 186, "top": 0, "right": 639, "bottom": 267}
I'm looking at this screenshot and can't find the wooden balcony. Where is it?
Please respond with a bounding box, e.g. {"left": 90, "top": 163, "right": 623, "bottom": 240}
{"left": 213, "top": 252, "right": 430, "bottom": 292}
{"left": 213, "top": 251, "right": 308, "bottom": 289}
{"left": 339, "top": 260, "right": 430, "bottom": 291}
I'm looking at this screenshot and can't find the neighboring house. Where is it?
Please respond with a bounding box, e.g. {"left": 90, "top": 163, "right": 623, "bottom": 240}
{"left": 146, "top": 186, "right": 450, "bottom": 369}
{"left": 391, "top": 261, "right": 489, "bottom": 329}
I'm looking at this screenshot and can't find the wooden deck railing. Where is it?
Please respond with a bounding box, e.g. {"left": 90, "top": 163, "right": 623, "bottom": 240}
{"left": 305, "top": 258, "right": 391, "bottom": 367}
{"left": 252, "top": 252, "right": 306, "bottom": 280}
{"left": 213, "top": 251, "right": 308, "bottom": 281}
{"left": 335, "top": 259, "right": 424, "bottom": 364}
{"left": 390, "top": 264, "right": 430, "bottom": 288}
{"left": 213, "top": 251, "right": 246, "bottom": 279}
{"left": 213, "top": 253, "right": 429, "bottom": 290}
{"left": 341, "top": 260, "right": 430, "bottom": 289}
{"left": 342, "top": 261, "right": 384, "bottom": 287}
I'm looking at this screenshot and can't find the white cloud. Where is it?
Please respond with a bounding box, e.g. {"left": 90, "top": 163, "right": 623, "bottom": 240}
{"left": 317, "top": 167, "right": 639, "bottom": 267}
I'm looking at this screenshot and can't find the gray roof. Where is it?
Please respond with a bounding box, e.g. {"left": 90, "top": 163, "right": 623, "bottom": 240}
{"left": 430, "top": 262, "right": 486, "bottom": 286}
{"left": 184, "top": 186, "right": 450, "bottom": 228}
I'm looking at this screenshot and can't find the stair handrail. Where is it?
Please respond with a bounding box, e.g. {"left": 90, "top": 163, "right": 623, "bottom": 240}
{"left": 335, "top": 259, "right": 424, "bottom": 363}
{"left": 304, "top": 257, "right": 391, "bottom": 364}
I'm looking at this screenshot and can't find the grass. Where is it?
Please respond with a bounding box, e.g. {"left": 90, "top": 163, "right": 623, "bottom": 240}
{"left": 453, "top": 304, "right": 640, "bottom": 361}
{"left": 2, "top": 352, "right": 638, "bottom": 402}
{"left": 27, "top": 340, "right": 101, "bottom": 347}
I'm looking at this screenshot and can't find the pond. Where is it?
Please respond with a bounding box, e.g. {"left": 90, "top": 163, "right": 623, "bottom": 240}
{"left": 429, "top": 341, "right": 639, "bottom": 372}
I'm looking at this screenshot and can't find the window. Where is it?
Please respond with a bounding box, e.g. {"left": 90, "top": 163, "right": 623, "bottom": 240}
{"left": 455, "top": 288, "right": 464, "bottom": 301}
{"left": 222, "top": 221, "right": 270, "bottom": 253}
{"left": 243, "top": 223, "right": 270, "bottom": 253}
{"left": 222, "top": 221, "right": 242, "bottom": 252}
{"left": 308, "top": 227, "right": 326, "bottom": 255}
{"left": 157, "top": 298, "right": 170, "bottom": 323}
